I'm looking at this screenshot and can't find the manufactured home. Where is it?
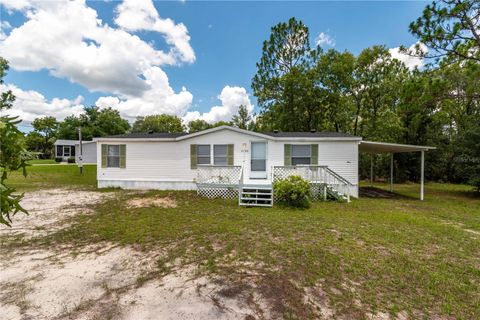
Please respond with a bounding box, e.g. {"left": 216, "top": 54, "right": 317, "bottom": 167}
{"left": 54, "top": 139, "right": 97, "bottom": 163}
{"left": 94, "top": 126, "right": 434, "bottom": 206}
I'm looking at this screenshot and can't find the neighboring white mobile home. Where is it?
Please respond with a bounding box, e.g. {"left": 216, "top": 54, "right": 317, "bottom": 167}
{"left": 94, "top": 126, "right": 434, "bottom": 206}
{"left": 54, "top": 139, "right": 97, "bottom": 163}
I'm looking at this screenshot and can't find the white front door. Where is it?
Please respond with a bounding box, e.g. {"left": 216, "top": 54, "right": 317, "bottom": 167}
{"left": 250, "top": 142, "right": 267, "bottom": 179}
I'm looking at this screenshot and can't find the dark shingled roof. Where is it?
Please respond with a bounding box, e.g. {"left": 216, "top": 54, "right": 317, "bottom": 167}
{"left": 261, "top": 131, "right": 359, "bottom": 138}
{"left": 102, "top": 128, "right": 359, "bottom": 139}
{"left": 103, "top": 132, "right": 187, "bottom": 139}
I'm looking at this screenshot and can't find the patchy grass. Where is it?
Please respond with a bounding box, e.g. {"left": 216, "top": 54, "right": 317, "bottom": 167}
{"left": 7, "top": 164, "right": 97, "bottom": 191}
{"left": 4, "top": 169, "right": 480, "bottom": 319}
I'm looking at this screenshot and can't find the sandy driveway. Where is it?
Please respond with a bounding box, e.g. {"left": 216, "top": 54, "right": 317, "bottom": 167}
{"left": 0, "top": 189, "right": 258, "bottom": 320}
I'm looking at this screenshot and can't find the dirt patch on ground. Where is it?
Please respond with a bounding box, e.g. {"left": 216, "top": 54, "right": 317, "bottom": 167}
{"left": 0, "top": 244, "right": 258, "bottom": 320}
{"left": 0, "top": 188, "right": 114, "bottom": 238}
{"left": 127, "top": 196, "right": 177, "bottom": 209}
{"left": 0, "top": 188, "right": 258, "bottom": 320}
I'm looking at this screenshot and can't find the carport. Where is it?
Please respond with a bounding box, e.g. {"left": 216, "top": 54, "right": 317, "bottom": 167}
{"left": 359, "top": 141, "right": 436, "bottom": 200}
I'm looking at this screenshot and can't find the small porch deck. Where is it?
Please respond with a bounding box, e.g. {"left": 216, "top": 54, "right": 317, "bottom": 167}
{"left": 196, "top": 165, "right": 353, "bottom": 206}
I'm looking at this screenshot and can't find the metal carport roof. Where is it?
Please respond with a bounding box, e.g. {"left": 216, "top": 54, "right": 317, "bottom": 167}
{"left": 359, "top": 141, "right": 436, "bottom": 153}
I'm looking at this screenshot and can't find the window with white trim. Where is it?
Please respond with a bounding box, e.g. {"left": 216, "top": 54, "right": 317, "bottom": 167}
{"left": 197, "top": 145, "right": 211, "bottom": 165}
{"left": 63, "top": 146, "right": 71, "bottom": 157}
{"left": 291, "top": 145, "right": 311, "bottom": 165}
{"left": 107, "top": 145, "right": 120, "bottom": 168}
{"left": 213, "top": 145, "right": 228, "bottom": 166}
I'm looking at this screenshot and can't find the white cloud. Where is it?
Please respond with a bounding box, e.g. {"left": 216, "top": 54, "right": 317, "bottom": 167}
{"left": 0, "top": 0, "right": 32, "bottom": 12}
{"left": 389, "top": 42, "right": 428, "bottom": 70}
{"left": 95, "top": 66, "right": 193, "bottom": 121}
{"left": 0, "top": 0, "right": 194, "bottom": 97}
{"left": 183, "top": 86, "right": 253, "bottom": 124}
{"left": 0, "top": 1, "right": 255, "bottom": 126}
{"left": 114, "top": 0, "right": 195, "bottom": 64}
{"left": 0, "top": 83, "right": 85, "bottom": 123}
{"left": 315, "top": 32, "right": 335, "bottom": 47}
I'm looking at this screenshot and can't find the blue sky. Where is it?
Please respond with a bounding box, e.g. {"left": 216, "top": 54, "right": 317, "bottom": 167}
{"left": 0, "top": 0, "right": 428, "bottom": 129}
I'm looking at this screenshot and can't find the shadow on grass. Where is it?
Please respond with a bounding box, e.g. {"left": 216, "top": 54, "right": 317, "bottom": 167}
{"left": 359, "top": 186, "right": 417, "bottom": 200}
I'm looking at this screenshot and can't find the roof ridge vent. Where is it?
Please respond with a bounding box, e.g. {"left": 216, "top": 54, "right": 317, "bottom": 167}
{"left": 310, "top": 129, "right": 317, "bottom": 133}
{"left": 148, "top": 130, "right": 154, "bottom": 134}
{"left": 273, "top": 129, "right": 279, "bottom": 134}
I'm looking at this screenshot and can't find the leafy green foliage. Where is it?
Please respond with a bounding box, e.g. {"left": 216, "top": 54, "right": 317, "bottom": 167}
{"left": 31, "top": 116, "right": 58, "bottom": 156}
{"left": 57, "top": 106, "right": 130, "bottom": 140}
{"left": 25, "top": 131, "right": 44, "bottom": 152}
{"left": 407, "top": 0, "right": 480, "bottom": 62}
{"left": 188, "top": 119, "right": 212, "bottom": 133}
{"left": 0, "top": 57, "right": 31, "bottom": 226}
{"left": 231, "top": 105, "right": 251, "bottom": 129}
{"left": 273, "top": 175, "right": 311, "bottom": 207}
{"left": 131, "top": 114, "right": 185, "bottom": 133}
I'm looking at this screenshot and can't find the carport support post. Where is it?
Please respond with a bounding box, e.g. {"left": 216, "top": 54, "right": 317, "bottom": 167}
{"left": 370, "top": 154, "right": 374, "bottom": 186}
{"left": 390, "top": 153, "right": 394, "bottom": 192}
{"left": 420, "top": 150, "right": 424, "bottom": 201}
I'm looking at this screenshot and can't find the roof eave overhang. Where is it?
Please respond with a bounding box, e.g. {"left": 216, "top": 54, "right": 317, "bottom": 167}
{"left": 359, "top": 141, "right": 436, "bottom": 153}
{"left": 93, "top": 138, "right": 177, "bottom": 142}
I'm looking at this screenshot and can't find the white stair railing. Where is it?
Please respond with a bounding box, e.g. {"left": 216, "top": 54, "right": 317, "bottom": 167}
{"left": 272, "top": 165, "right": 351, "bottom": 202}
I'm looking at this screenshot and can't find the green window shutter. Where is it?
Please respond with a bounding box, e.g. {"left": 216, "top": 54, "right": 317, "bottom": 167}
{"left": 284, "top": 144, "right": 292, "bottom": 166}
{"left": 310, "top": 144, "right": 318, "bottom": 165}
{"left": 119, "top": 144, "right": 126, "bottom": 168}
{"left": 227, "top": 144, "right": 234, "bottom": 166}
{"left": 190, "top": 144, "right": 197, "bottom": 169}
{"left": 101, "top": 144, "right": 107, "bottom": 168}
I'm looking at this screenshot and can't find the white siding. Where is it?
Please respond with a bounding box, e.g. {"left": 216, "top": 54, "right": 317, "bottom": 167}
{"left": 75, "top": 142, "right": 97, "bottom": 164}
{"left": 268, "top": 140, "right": 358, "bottom": 197}
{"left": 97, "top": 130, "right": 265, "bottom": 184}
{"left": 97, "top": 128, "right": 359, "bottom": 197}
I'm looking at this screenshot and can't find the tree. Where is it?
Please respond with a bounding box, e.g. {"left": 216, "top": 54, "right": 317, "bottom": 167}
{"left": 407, "top": 0, "right": 480, "bottom": 62}
{"left": 25, "top": 131, "right": 44, "bottom": 153}
{"left": 57, "top": 106, "right": 130, "bottom": 140}
{"left": 0, "top": 57, "right": 30, "bottom": 226}
{"left": 57, "top": 114, "right": 84, "bottom": 140}
{"left": 85, "top": 106, "right": 130, "bottom": 138}
{"left": 231, "top": 105, "right": 252, "bottom": 129}
{"left": 252, "top": 17, "right": 321, "bottom": 131}
{"left": 32, "top": 116, "right": 58, "bottom": 156}
{"left": 211, "top": 120, "right": 232, "bottom": 128}
{"left": 188, "top": 119, "right": 212, "bottom": 133}
{"left": 131, "top": 114, "right": 185, "bottom": 133}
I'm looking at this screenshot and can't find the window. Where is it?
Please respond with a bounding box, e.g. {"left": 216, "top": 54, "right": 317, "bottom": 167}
{"left": 251, "top": 142, "right": 266, "bottom": 171}
{"left": 292, "top": 145, "right": 311, "bottom": 165}
{"left": 107, "top": 145, "right": 120, "bottom": 168}
{"left": 56, "top": 146, "right": 62, "bottom": 157}
{"left": 63, "top": 146, "right": 71, "bottom": 157}
{"left": 197, "top": 145, "right": 211, "bottom": 165}
{"left": 214, "top": 145, "right": 228, "bottom": 166}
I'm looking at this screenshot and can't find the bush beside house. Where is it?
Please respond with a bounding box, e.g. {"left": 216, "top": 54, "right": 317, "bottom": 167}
{"left": 273, "top": 175, "right": 311, "bottom": 208}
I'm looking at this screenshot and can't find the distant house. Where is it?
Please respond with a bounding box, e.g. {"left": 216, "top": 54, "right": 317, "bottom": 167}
{"left": 93, "top": 126, "right": 435, "bottom": 206}
{"left": 54, "top": 140, "right": 97, "bottom": 163}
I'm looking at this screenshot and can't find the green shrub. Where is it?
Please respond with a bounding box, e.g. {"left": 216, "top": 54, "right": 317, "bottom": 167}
{"left": 67, "top": 157, "right": 76, "bottom": 164}
{"left": 273, "top": 175, "right": 311, "bottom": 207}
{"left": 55, "top": 157, "right": 62, "bottom": 163}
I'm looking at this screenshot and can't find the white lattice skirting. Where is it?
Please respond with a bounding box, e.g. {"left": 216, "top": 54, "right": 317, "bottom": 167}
{"left": 197, "top": 185, "right": 239, "bottom": 199}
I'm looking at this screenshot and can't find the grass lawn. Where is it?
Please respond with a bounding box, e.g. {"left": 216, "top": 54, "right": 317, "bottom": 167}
{"left": 26, "top": 159, "right": 58, "bottom": 165}
{"left": 8, "top": 164, "right": 97, "bottom": 191}
{"left": 4, "top": 165, "right": 480, "bottom": 319}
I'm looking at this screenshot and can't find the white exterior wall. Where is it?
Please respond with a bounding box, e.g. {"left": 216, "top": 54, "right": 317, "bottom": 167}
{"left": 75, "top": 142, "right": 97, "bottom": 164}
{"left": 97, "top": 130, "right": 264, "bottom": 190}
{"left": 96, "top": 129, "right": 359, "bottom": 197}
{"left": 267, "top": 140, "right": 358, "bottom": 197}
